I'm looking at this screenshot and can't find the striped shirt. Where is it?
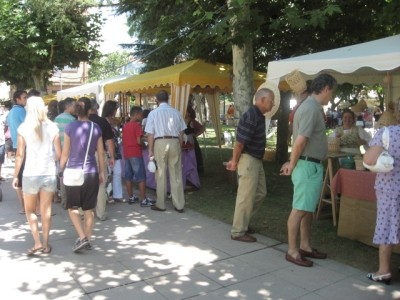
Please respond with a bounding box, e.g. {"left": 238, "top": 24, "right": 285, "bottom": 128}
{"left": 236, "top": 106, "right": 266, "bottom": 159}
{"left": 145, "top": 103, "right": 187, "bottom": 138}
{"left": 54, "top": 112, "right": 76, "bottom": 146}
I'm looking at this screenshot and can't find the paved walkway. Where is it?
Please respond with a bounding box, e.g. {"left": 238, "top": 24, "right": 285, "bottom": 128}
{"left": 1, "top": 162, "right": 400, "bottom": 299}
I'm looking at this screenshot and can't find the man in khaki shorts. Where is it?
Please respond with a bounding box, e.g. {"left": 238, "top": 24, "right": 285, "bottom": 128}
{"left": 280, "top": 73, "right": 337, "bottom": 267}
{"left": 226, "top": 88, "right": 276, "bottom": 242}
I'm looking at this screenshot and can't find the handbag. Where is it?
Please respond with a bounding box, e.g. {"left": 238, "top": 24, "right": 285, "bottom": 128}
{"left": 63, "top": 122, "right": 94, "bottom": 186}
{"left": 363, "top": 127, "right": 394, "bottom": 173}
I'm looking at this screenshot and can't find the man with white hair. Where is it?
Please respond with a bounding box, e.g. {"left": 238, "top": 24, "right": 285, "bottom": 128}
{"left": 226, "top": 88, "right": 275, "bottom": 242}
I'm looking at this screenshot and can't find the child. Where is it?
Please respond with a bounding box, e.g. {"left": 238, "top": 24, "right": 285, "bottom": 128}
{"left": 122, "top": 106, "right": 154, "bottom": 206}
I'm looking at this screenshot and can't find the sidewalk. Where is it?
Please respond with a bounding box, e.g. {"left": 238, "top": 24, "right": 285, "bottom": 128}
{"left": 1, "top": 162, "right": 399, "bottom": 299}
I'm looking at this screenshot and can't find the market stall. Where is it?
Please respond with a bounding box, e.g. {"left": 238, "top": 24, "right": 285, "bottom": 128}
{"left": 266, "top": 35, "right": 400, "bottom": 107}
{"left": 103, "top": 59, "right": 270, "bottom": 146}
{"left": 332, "top": 168, "right": 400, "bottom": 253}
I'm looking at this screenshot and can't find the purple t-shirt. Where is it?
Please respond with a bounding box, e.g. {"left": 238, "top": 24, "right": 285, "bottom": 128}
{"left": 65, "top": 120, "right": 102, "bottom": 173}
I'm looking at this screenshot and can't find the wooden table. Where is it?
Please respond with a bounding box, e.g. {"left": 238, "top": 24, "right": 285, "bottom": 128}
{"left": 315, "top": 152, "right": 350, "bottom": 226}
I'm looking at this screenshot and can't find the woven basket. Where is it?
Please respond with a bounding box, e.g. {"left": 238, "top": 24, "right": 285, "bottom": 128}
{"left": 328, "top": 137, "right": 341, "bottom": 153}
{"left": 285, "top": 70, "right": 307, "bottom": 95}
{"left": 263, "top": 149, "right": 276, "bottom": 161}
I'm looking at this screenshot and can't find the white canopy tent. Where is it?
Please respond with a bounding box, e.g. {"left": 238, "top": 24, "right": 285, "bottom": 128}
{"left": 56, "top": 74, "right": 129, "bottom": 105}
{"left": 267, "top": 35, "right": 400, "bottom": 104}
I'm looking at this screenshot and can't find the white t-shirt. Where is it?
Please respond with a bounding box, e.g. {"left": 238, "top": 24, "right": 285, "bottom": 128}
{"left": 18, "top": 121, "right": 59, "bottom": 176}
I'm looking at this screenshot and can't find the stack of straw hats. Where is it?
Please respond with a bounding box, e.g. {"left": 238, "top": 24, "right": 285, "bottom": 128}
{"left": 285, "top": 70, "right": 307, "bottom": 95}
{"left": 350, "top": 99, "right": 368, "bottom": 113}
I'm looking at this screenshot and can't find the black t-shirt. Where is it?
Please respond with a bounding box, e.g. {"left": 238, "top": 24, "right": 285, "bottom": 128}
{"left": 89, "top": 114, "right": 114, "bottom": 150}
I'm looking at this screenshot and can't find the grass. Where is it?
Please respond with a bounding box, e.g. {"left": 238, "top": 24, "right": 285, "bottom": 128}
{"left": 185, "top": 126, "right": 400, "bottom": 272}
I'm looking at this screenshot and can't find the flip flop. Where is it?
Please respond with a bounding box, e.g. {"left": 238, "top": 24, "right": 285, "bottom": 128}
{"left": 42, "top": 245, "right": 52, "bottom": 254}
{"left": 27, "top": 246, "right": 44, "bottom": 256}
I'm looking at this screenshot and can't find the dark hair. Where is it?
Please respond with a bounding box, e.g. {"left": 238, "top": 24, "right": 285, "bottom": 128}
{"left": 90, "top": 98, "right": 99, "bottom": 110}
{"left": 156, "top": 90, "right": 169, "bottom": 103}
{"left": 101, "top": 101, "right": 118, "bottom": 118}
{"left": 76, "top": 97, "right": 91, "bottom": 116}
{"left": 63, "top": 97, "right": 75, "bottom": 109}
{"left": 310, "top": 74, "right": 337, "bottom": 94}
{"left": 27, "top": 89, "right": 41, "bottom": 98}
{"left": 58, "top": 99, "right": 65, "bottom": 113}
{"left": 130, "top": 106, "right": 143, "bottom": 116}
{"left": 304, "top": 80, "right": 312, "bottom": 94}
{"left": 47, "top": 100, "right": 59, "bottom": 121}
{"left": 187, "top": 106, "right": 196, "bottom": 119}
{"left": 342, "top": 108, "right": 355, "bottom": 121}
{"left": 13, "top": 90, "right": 27, "bottom": 102}
{"left": 142, "top": 109, "right": 151, "bottom": 118}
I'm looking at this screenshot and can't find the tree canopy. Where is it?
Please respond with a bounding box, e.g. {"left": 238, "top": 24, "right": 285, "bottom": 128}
{"left": 116, "top": 0, "right": 399, "bottom": 72}
{"left": 0, "top": 0, "right": 103, "bottom": 91}
{"left": 88, "top": 51, "right": 130, "bottom": 82}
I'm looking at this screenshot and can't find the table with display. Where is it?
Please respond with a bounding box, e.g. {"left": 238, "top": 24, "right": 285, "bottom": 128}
{"left": 142, "top": 148, "right": 200, "bottom": 191}
{"left": 315, "top": 152, "right": 351, "bottom": 226}
{"left": 332, "top": 168, "right": 400, "bottom": 253}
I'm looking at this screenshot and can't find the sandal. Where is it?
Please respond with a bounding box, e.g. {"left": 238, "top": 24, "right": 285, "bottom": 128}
{"left": 42, "top": 245, "right": 52, "bottom": 254}
{"left": 27, "top": 246, "right": 43, "bottom": 256}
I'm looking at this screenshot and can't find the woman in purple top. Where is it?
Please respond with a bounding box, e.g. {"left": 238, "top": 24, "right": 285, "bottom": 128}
{"left": 60, "top": 97, "right": 105, "bottom": 253}
{"left": 364, "top": 124, "right": 400, "bottom": 284}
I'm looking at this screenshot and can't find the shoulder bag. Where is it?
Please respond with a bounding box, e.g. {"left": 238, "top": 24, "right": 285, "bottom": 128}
{"left": 363, "top": 127, "right": 394, "bottom": 173}
{"left": 63, "top": 122, "right": 94, "bottom": 186}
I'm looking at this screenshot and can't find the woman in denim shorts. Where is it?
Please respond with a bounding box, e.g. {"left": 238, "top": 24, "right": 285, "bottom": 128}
{"left": 12, "top": 96, "right": 62, "bottom": 256}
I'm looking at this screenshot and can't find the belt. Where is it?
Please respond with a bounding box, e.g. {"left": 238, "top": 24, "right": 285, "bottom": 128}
{"left": 299, "top": 156, "right": 322, "bottom": 164}
{"left": 155, "top": 136, "right": 179, "bottom": 140}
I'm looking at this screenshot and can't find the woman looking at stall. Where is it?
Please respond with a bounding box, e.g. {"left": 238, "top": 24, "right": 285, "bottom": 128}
{"left": 364, "top": 123, "right": 400, "bottom": 284}
{"left": 335, "top": 108, "right": 371, "bottom": 154}
{"left": 12, "top": 96, "right": 61, "bottom": 255}
{"left": 102, "top": 100, "right": 125, "bottom": 203}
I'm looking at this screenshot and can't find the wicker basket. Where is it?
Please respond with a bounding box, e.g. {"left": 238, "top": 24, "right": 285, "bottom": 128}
{"left": 377, "top": 111, "right": 397, "bottom": 127}
{"left": 285, "top": 70, "right": 307, "bottom": 95}
{"left": 328, "top": 137, "right": 341, "bottom": 153}
{"left": 263, "top": 149, "right": 276, "bottom": 161}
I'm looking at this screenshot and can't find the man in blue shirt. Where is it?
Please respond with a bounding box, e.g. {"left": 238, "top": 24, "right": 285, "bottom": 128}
{"left": 7, "top": 90, "right": 27, "bottom": 213}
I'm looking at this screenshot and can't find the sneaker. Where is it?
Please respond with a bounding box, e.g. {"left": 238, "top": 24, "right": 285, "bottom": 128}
{"left": 128, "top": 196, "right": 139, "bottom": 204}
{"left": 85, "top": 242, "right": 93, "bottom": 250}
{"left": 107, "top": 199, "right": 115, "bottom": 204}
{"left": 140, "top": 198, "right": 155, "bottom": 207}
{"left": 114, "top": 198, "right": 127, "bottom": 203}
{"left": 73, "top": 237, "right": 89, "bottom": 253}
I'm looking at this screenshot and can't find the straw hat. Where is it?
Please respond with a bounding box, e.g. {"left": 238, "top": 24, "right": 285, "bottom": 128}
{"left": 255, "top": 81, "right": 281, "bottom": 119}
{"left": 350, "top": 99, "right": 367, "bottom": 113}
{"left": 377, "top": 111, "right": 397, "bottom": 127}
{"left": 285, "top": 70, "right": 307, "bottom": 95}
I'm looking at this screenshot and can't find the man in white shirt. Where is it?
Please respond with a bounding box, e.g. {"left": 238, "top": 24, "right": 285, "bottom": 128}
{"left": 145, "top": 90, "right": 187, "bottom": 212}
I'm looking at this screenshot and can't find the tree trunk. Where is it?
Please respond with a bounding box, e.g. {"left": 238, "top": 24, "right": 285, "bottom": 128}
{"left": 232, "top": 42, "right": 254, "bottom": 116}
{"left": 228, "top": 0, "right": 253, "bottom": 116}
{"left": 276, "top": 91, "right": 292, "bottom": 164}
{"left": 32, "top": 71, "right": 47, "bottom": 94}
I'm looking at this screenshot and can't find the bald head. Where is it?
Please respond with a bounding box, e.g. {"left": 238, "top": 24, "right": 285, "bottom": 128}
{"left": 255, "top": 88, "right": 274, "bottom": 102}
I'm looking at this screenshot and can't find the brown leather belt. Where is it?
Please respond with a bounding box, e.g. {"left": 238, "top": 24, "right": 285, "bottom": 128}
{"left": 155, "top": 136, "right": 179, "bottom": 140}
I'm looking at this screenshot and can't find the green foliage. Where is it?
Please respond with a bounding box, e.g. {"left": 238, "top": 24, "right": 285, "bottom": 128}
{"left": 0, "top": 0, "right": 103, "bottom": 90}
{"left": 115, "top": 0, "right": 399, "bottom": 72}
{"left": 88, "top": 51, "right": 130, "bottom": 82}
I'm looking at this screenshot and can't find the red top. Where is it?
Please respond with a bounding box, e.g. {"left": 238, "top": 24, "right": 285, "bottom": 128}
{"left": 122, "top": 121, "right": 143, "bottom": 158}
